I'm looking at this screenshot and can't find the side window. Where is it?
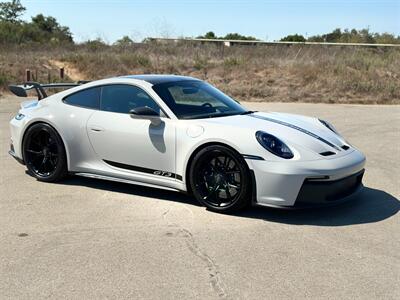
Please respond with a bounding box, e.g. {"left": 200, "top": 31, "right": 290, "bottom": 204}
{"left": 63, "top": 87, "right": 100, "bottom": 109}
{"left": 101, "top": 85, "right": 161, "bottom": 115}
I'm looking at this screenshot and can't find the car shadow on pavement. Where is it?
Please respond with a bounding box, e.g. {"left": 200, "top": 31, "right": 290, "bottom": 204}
{"left": 61, "top": 176, "right": 200, "bottom": 206}
{"left": 61, "top": 176, "right": 398, "bottom": 226}
{"left": 235, "top": 187, "right": 400, "bottom": 226}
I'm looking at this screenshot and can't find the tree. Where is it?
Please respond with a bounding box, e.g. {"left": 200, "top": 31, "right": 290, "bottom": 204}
{"left": 280, "top": 34, "right": 306, "bottom": 42}
{"left": 325, "top": 28, "right": 342, "bottom": 42}
{"left": 0, "top": 0, "right": 25, "bottom": 23}
{"left": 32, "top": 14, "right": 58, "bottom": 33}
{"left": 31, "top": 13, "right": 73, "bottom": 42}
{"left": 114, "top": 35, "right": 134, "bottom": 46}
{"left": 223, "top": 33, "right": 257, "bottom": 41}
{"left": 306, "top": 28, "right": 400, "bottom": 44}
{"left": 359, "top": 28, "right": 374, "bottom": 44}
{"left": 197, "top": 31, "right": 217, "bottom": 39}
{"left": 374, "top": 32, "right": 400, "bottom": 44}
{"left": 196, "top": 31, "right": 257, "bottom": 41}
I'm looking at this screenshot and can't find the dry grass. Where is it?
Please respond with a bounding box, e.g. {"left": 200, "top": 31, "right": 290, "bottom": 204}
{"left": 1, "top": 42, "right": 399, "bottom": 104}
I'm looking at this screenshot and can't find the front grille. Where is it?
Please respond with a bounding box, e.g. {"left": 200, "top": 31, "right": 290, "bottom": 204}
{"left": 295, "top": 170, "right": 364, "bottom": 206}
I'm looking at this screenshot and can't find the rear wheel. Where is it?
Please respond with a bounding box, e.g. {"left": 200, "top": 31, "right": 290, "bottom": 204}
{"left": 189, "top": 145, "right": 252, "bottom": 213}
{"left": 23, "top": 123, "right": 67, "bottom": 182}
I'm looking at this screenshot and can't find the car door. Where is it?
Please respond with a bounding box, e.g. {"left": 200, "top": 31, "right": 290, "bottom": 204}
{"left": 86, "top": 84, "right": 177, "bottom": 181}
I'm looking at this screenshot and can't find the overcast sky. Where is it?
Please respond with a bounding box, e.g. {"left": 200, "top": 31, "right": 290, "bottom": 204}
{"left": 21, "top": 0, "right": 400, "bottom": 42}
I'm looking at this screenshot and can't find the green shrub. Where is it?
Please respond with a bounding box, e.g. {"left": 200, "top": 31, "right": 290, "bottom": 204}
{"left": 280, "top": 34, "right": 306, "bottom": 42}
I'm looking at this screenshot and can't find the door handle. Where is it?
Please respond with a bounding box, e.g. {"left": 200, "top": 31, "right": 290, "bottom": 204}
{"left": 90, "top": 126, "right": 105, "bottom": 132}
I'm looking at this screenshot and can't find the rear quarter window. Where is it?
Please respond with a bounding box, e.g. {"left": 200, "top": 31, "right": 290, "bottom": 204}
{"left": 63, "top": 87, "right": 100, "bottom": 109}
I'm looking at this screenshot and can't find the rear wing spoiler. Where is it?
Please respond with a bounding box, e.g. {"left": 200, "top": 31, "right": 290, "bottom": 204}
{"left": 9, "top": 81, "right": 90, "bottom": 100}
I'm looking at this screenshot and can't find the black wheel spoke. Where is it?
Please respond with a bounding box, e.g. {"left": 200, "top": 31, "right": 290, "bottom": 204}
{"left": 48, "top": 158, "right": 55, "bottom": 168}
{"left": 26, "top": 149, "right": 44, "bottom": 156}
{"left": 204, "top": 184, "right": 220, "bottom": 200}
{"left": 216, "top": 156, "right": 224, "bottom": 167}
{"left": 227, "top": 183, "right": 239, "bottom": 190}
{"left": 209, "top": 164, "right": 216, "bottom": 172}
{"left": 203, "top": 175, "right": 209, "bottom": 189}
{"left": 225, "top": 170, "right": 240, "bottom": 174}
{"left": 225, "top": 184, "right": 232, "bottom": 199}
{"left": 40, "top": 157, "right": 48, "bottom": 170}
{"left": 223, "top": 156, "right": 231, "bottom": 169}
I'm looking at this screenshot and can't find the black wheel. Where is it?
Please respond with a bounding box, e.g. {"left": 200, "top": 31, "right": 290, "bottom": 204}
{"left": 23, "top": 123, "right": 67, "bottom": 182}
{"left": 189, "top": 145, "right": 252, "bottom": 213}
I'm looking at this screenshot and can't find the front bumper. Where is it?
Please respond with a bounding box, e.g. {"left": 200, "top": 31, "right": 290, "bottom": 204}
{"left": 293, "top": 169, "right": 364, "bottom": 208}
{"left": 9, "top": 116, "right": 26, "bottom": 161}
{"left": 248, "top": 149, "right": 366, "bottom": 208}
{"left": 9, "top": 149, "right": 25, "bottom": 165}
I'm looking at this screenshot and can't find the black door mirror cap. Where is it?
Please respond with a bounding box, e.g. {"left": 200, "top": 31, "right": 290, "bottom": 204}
{"left": 129, "top": 106, "right": 159, "bottom": 117}
{"left": 129, "top": 106, "right": 162, "bottom": 125}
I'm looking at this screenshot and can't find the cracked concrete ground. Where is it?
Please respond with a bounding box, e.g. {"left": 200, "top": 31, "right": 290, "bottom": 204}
{"left": 0, "top": 96, "right": 399, "bottom": 299}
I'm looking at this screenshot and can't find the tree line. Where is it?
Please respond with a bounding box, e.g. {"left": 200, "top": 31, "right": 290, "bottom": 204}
{"left": 198, "top": 29, "right": 400, "bottom": 44}
{"left": 281, "top": 28, "right": 400, "bottom": 44}
{"left": 1, "top": 0, "right": 399, "bottom": 46}
{"left": 0, "top": 0, "right": 72, "bottom": 45}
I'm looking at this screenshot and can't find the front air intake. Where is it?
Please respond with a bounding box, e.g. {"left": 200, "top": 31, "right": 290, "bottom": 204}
{"left": 320, "top": 151, "right": 335, "bottom": 156}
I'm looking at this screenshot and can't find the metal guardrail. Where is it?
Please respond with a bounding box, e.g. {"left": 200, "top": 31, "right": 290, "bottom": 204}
{"left": 148, "top": 37, "right": 400, "bottom": 48}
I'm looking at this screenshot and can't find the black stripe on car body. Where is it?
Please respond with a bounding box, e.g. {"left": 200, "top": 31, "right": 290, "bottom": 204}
{"left": 104, "top": 160, "right": 182, "bottom": 181}
{"left": 249, "top": 115, "right": 341, "bottom": 151}
{"left": 242, "top": 154, "right": 265, "bottom": 160}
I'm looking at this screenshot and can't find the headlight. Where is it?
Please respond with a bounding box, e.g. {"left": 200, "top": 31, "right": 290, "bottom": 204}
{"left": 319, "top": 119, "right": 339, "bottom": 135}
{"left": 255, "top": 131, "right": 294, "bottom": 159}
{"left": 15, "top": 113, "right": 25, "bottom": 120}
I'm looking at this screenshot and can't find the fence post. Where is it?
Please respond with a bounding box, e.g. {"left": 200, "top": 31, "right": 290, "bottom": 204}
{"left": 25, "top": 69, "right": 31, "bottom": 82}
{"left": 60, "top": 67, "right": 64, "bottom": 79}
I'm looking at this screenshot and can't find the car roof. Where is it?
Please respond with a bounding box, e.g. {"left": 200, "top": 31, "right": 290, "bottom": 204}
{"left": 121, "top": 74, "right": 199, "bottom": 85}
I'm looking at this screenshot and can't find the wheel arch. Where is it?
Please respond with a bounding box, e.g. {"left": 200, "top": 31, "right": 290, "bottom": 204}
{"left": 21, "top": 120, "right": 70, "bottom": 170}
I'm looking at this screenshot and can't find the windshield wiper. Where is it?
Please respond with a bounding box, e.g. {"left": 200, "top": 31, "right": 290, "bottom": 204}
{"left": 207, "top": 111, "right": 256, "bottom": 118}
{"left": 240, "top": 110, "right": 256, "bottom": 115}
{"left": 181, "top": 111, "right": 256, "bottom": 120}
{"left": 206, "top": 112, "right": 241, "bottom": 118}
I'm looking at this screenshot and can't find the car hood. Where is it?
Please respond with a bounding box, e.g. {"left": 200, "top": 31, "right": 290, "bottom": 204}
{"left": 198, "top": 111, "right": 351, "bottom": 158}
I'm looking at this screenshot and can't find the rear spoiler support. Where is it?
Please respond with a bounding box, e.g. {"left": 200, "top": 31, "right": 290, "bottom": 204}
{"left": 8, "top": 81, "right": 90, "bottom": 100}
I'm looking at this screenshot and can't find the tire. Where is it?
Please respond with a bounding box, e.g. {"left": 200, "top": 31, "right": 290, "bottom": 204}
{"left": 22, "top": 123, "right": 68, "bottom": 182}
{"left": 189, "top": 145, "right": 252, "bottom": 213}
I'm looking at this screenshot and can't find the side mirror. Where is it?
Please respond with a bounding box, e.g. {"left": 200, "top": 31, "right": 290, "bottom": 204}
{"left": 129, "top": 106, "right": 161, "bottom": 125}
{"left": 129, "top": 106, "right": 159, "bottom": 117}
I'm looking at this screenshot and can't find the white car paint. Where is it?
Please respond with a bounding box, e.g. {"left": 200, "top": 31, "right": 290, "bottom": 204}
{"left": 9, "top": 75, "right": 366, "bottom": 208}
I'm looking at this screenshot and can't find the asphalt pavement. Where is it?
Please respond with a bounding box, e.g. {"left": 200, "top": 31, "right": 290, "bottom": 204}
{"left": 0, "top": 96, "right": 399, "bottom": 299}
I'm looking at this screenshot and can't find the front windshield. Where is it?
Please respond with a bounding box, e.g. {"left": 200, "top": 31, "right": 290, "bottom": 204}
{"left": 152, "top": 80, "right": 247, "bottom": 119}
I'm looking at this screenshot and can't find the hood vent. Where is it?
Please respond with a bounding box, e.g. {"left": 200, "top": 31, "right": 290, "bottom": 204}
{"left": 341, "top": 145, "right": 350, "bottom": 150}
{"left": 320, "top": 151, "right": 336, "bottom": 156}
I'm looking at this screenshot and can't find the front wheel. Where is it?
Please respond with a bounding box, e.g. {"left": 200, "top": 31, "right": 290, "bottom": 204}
{"left": 23, "top": 123, "right": 68, "bottom": 182}
{"left": 189, "top": 145, "right": 252, "bottom": 213}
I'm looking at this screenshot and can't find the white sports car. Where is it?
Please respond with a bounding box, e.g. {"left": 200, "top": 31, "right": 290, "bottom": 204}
{"left": 8, "top": 75, "right": 366, "bottom": 212}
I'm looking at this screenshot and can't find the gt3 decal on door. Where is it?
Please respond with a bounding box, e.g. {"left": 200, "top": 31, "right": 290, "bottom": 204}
{"left": 104, "top": 160, "right": 183, "bottom": 180}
